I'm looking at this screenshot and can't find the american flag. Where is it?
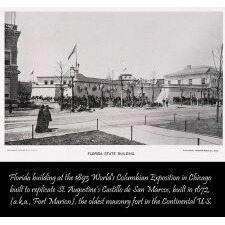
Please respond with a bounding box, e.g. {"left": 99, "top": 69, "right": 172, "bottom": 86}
{"left": 68, "top": 44, "right": 77, "bottom": 61}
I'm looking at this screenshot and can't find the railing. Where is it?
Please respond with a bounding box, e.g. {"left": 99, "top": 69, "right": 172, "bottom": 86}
{"left": 5, "top": 111, "right": 222, "bottom": 145}
{"left": 5, "top": 23, "right": 17, "bottom": 30}
{"left": 98, "top": 118, "right": 221, "bottom": 145}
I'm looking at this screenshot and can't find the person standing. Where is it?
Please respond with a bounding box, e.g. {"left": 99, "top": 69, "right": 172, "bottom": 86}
{"left": 8, "top": 101, "right": 13, "bottom": 114}
{"left": 166, "top": 98, "right": 169, "bottom": 107}
{"left": 43, "top": 105, "right": 52, "bottom": 131}
{"left": 35, "top": 105, "right": 46, "bottom": 133}
{"left": 162, "top": 99, "right": 165, "bottom": 107}
{"left": 197, "top": 97, "right": 199, "bottom": 106}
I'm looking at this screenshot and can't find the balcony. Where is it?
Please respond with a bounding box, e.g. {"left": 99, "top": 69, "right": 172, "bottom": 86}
{"left": 5, "top": 23, "right": 17, "bottom": 30}
{"left": 166, "top": 83, "right": 209, "bottom": 89}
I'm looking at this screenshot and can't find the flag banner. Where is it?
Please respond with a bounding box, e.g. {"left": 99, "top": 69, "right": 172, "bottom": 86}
{"left": 68, "top": 44, "right": 77, "bottom": 61}
{"left": 0, "top": 162, "right": 224, "bottom": 217}
{"left": 30, "top": 70, "right": 34, "bottom": 76}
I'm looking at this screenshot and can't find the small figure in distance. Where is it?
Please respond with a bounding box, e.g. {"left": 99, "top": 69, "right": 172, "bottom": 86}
{"left": 8, "top": 101, "right": 13, "bottom": 114}
{"left": 166, "top": 98, "right": 169, "bottom": 107}
{"left": 162, "top": 99, "right": 165, "bottom": 107}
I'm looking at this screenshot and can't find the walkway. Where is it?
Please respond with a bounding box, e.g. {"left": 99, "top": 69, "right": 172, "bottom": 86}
{"left": 100, "top": 124, "right": 222, "bottom": 145}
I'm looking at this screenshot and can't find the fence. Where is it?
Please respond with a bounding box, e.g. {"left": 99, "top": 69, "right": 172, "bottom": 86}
{"left": 145, "top": 111, "right": 222, "bottom": 133}
{"left": 97, "top": 118, "right": 220, "bottom": 145}
{"left": 5, "top": 119, "right": 98, "bottom": 142}
{"left": 5, "top": 111, "right": 221, "bottom": 145}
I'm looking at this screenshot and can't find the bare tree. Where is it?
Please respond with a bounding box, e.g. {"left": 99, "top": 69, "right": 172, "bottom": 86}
{"left": 138, "top": 78, "right": 145, "bottom": 107}
{"left": 83, "top": 84, "right": 89, "bottom": 109}
{"left": 150, "top": 71, "right": 156, "bottom": 103}
{"left": 128, "top": 79, "right": 138, "bottom": 107}
{"left": 106, "top": 70, "right": 115, "bottom": 101}
{"left": 180, "top": 77, "right": 184, "bottom": 106}
{"left": 99, "top": 82, "right": 105, "bottom": 109}
{"left": 54, "top": 61, "right": 68, "bottom": 111}
{"left": 212, "top": 44, "right": 223, "bottom": 122}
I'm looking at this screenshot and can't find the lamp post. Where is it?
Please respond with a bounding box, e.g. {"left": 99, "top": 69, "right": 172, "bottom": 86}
{"left": 151, "top": 71, "right": 156, "bottom": 104}
{"left": 84, "top": 85, "right": 89, "bottom": 109}
{"left": 179, "top": 78, "right": 184, "bottom": 106}
{"left": 152, "top": 78, "right": 155, "bottom": 103}
{"left": 141, "top": 83, "right": 144, "bottom": 107}
{"left": 138, "top": 79, "right": 144, "bottom": 107}
{"left": 120, "top": 75, "right": 124, "bottom": 107}
{"left": 70, "top": 65, "right": 78, "bottom": 112}
{"left": 100, "top": 83, "right": 104, "bottom": 109}
{"left": 70, "top": 66, "right": 75, "bottom": 112}
{"left": 130, "top": 79, "right": 136, "bottom": 107}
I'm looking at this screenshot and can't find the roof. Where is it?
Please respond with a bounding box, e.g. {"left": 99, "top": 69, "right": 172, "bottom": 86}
{"left": 164, "top": 65, "right": 218, "bottom": 78}
{"left": 37, "top": 73, "right": 121, "bottom": 85}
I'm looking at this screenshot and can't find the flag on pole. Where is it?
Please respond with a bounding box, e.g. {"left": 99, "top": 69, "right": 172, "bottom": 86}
{"left": 30, "top": 70, "right": 34, "bottom": 76}
{"left": 68, "top": 44, "right": 77, "bottom": 61}
{"left": 122, "top": 68, "right": 127, "bottom": 73}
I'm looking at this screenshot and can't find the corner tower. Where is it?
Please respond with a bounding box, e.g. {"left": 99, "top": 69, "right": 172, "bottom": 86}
{"left": 5, "top": 12, "right": 21, "bottom": 106}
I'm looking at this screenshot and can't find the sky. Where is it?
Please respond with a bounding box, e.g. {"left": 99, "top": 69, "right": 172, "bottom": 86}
{"left": 5, "top": 11, "right": 223, "bottom": 81}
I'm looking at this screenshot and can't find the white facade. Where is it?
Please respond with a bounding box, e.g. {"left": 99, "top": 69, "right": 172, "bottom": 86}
{"left": 164, "top": 65, "right": 218, "bottom": 88}
{"left": 156, "top": 65, "right": 220, "bottom": 103}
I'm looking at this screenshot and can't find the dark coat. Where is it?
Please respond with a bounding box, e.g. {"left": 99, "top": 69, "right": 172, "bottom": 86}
{"left": 43, "top": 108, "right": 52, "bottom": 130}
{"left": 44, "top": 108, "right": 52, "bottom": 122}
{"left": 35, "top": 109, "right": 47, "bottom": 133}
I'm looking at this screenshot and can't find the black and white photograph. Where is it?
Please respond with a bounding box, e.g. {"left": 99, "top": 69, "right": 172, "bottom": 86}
{"left": 4, "top": 10, "right": 223, "bottom": 146}
{"left": 0, "top": 2, "right": 225, "bottom": 220}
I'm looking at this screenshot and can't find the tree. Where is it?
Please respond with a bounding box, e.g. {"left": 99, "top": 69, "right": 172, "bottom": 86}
{"left": 99, "top": 83, "right": 105, "bottom": 109}
{"left": 150, "top": 71, "right": 156, "bottom": 103}
{"left": 212, "top": 44, "right": 223, "bottom": 122}
{"left": 179, "top": 78, "right": 184, "bottom": 106}
{"left": 106, "top": 70, "right": 114, "bottom": 101}
{"left": 138, "top": 78, "right": 145, "bottom": 107}
{"left": 54, "top": 61, "right": 68, "bottom": 111}
{"left": 83, "top": 84, "right": 89, "bottom": 108}
{"left": 129, "top": 79, "right": 137, "bottom": 107}
{"left": 17, "top": 81, "right": 32, "bottom": 107}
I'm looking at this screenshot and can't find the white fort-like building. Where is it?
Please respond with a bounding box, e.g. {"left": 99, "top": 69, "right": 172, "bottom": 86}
{"left": 32, "top": 66, "right": 163, "bottom": 101}
{"left": 31, "top": 65, "right": 220, "bottom": 103}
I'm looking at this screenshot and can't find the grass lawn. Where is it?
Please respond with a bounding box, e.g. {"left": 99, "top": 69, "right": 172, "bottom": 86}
{"left": 149, "top": 118, "right": 222, "bottom": 138}
{"left": 5, "top": 130, "right": 144, "bottom": 145}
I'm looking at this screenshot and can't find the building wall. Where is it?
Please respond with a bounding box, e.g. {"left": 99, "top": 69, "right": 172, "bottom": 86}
{"left": 5, "top": 24, "right": 20, "bottom": 106}
{"left": 32, "top": 77, "right": 162, "bottom": 102}
{"left": 164, "top": 74, "right": 215, "bottom": 86}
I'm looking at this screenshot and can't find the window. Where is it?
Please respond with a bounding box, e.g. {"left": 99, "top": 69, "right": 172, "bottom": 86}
{"left": 201, "top": 78, "right": 206, "bottom": 85}
{"left": 168, "top": 80, "right": 171, "bottom": 85}
{"left": 5, "top": 51, "right": 11, "bottom": 65}
{"left": 178, "top": 80, "right": 181, "bottom": 85}
{"left": 50, "top": 80, "right": 54, "bottom": 85}
{"left": 5, "top": 78, "right": 10, "bottom": 98}
{"left": 189, "top": 79, "right": 192, "bottom": 85}
{"left": 44, "top": 80, "right": 48, "bottom": 85}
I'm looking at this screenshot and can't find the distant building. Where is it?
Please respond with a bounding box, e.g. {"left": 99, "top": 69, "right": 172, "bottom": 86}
{"left": 157, "top": 65, "right": 220, "bottom": 103}
{"left": 5, "top": 12, "right": 21, "bottom": 107}
{"left": 31, "top": 69, "right": 162, "bottom": 101}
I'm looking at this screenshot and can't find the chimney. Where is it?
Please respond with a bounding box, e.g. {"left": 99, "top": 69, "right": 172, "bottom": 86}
{"left": 186, "top": 65, "right": 191, "bottom": 69}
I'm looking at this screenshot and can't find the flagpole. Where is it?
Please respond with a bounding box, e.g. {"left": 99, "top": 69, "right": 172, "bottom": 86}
{"left": 76, "top": 42, "right": 78, "bottom": 67}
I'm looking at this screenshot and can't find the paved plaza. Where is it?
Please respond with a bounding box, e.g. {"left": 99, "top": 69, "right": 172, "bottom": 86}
{"left": 5, "top": 105, "right": 223, "bottom": 145}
